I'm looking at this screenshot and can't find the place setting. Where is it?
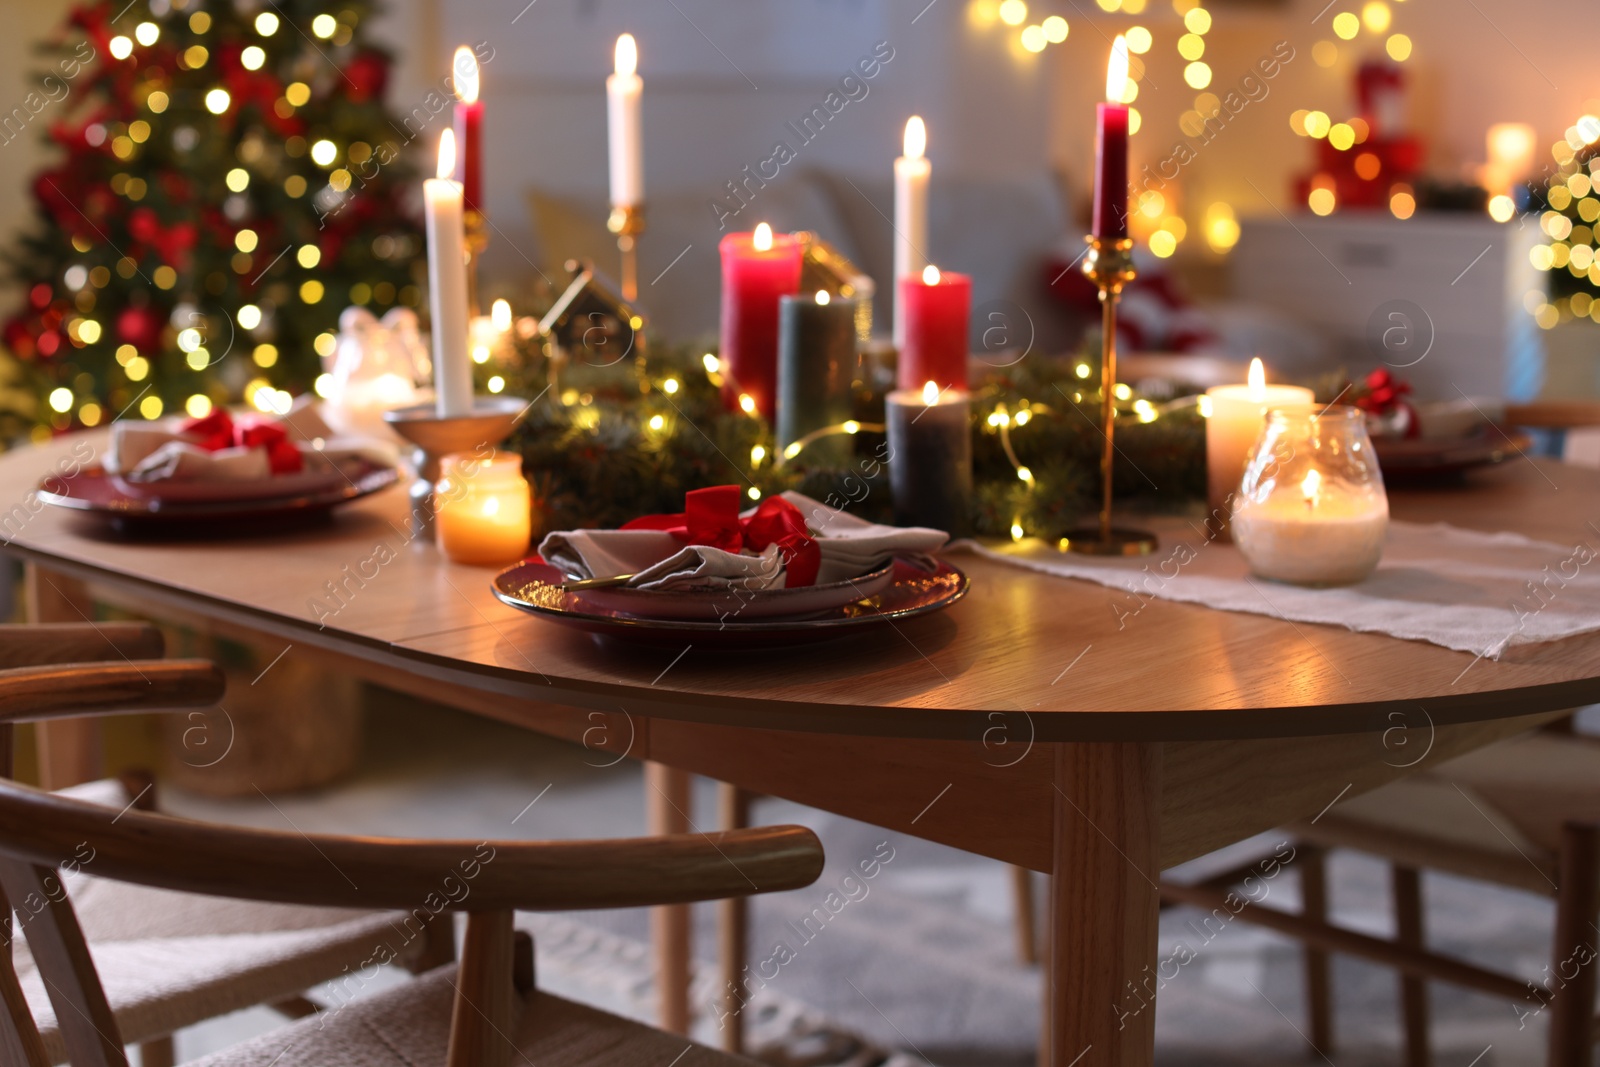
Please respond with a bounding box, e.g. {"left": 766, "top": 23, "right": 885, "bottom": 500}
{"left": 494, "top": 484, "right": 964, "bottom": 647}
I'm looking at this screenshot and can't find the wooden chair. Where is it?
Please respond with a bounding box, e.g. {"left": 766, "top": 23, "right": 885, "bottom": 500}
{"left": 1161, "top": 727, "right": 1600, "bottom": 1067}
{"left": 0, "top": 655, "right": 825, "bottom": 1067}
{"left": 0, "top": 625, "right": 454, "bottom": 1066}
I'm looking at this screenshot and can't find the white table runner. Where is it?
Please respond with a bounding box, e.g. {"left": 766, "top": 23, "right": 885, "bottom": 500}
{"left": 951, "top": 519, "right": 1600, "bottom": 659}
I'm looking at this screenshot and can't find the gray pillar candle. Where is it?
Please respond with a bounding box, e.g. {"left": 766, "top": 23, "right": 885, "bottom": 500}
{"left": 887, "top": 382, "right": 972, "bottom": 535}
{"left": 777, "top": 291, "right": 859, "bottom": 467}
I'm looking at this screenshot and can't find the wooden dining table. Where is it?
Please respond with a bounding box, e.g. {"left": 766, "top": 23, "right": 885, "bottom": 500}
{"left": 5, "top": 428, "right": 1599, "bottom": 1066}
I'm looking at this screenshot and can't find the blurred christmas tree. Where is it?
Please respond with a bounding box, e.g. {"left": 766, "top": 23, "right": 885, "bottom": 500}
{"left": 1528, "top": 117, "right": 1600, "bottom": 328}
{"left": 2, "top": 0, "right": 423, "bottom": 438}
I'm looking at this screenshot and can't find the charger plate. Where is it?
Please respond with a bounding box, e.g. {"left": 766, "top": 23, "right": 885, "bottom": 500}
{"left": 37, "top": 460, "right": 397, "bottom": 530}
{"left": 492, "top": 558, "right": 968, "bottom": 648}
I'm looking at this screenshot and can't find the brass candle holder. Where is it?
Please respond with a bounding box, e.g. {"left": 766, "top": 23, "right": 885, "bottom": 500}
{"left": 607, "top": 204, "right": 646, "bottom": 303}
{"left": 465, "top": 208, "right": 489, "bottom": 317}
{"left": 1061, "top": 234, "right": 1158, "bottom": 557}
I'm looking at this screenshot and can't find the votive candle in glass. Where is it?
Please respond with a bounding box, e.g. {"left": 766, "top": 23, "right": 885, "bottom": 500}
{"left": 1231, "top": 405, "right": 1389, "bottom": 586}
{"left": 435, "top": 451, "right": 533, "bottom": 565}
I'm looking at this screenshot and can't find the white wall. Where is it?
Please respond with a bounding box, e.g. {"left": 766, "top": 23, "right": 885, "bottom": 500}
{"left": 0, "top": 0, "right": 1590, "bottom": 307}
{"left": 406, "top": 0, "right": 1052, "bottom": 280}
{"left": 1046, "top": 0, "right": 1600, "bottom": 241}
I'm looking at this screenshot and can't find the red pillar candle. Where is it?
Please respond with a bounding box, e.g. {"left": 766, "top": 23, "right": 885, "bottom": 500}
{"left": 451, "top": 46, "right": 484, "bottom": 213}
{"left": 1092, "top": 35, "right": 1130, "bottom": 239}
{"left": 897, "top": 265, "right": 971, "bottom": 392}
{"left": 718, "top": 223, "right": 802, "bottom": 418}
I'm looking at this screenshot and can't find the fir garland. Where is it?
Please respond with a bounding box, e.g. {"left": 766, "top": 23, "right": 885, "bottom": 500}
{"left": 494, "top": 338, "right": 1206, "bottom": 541}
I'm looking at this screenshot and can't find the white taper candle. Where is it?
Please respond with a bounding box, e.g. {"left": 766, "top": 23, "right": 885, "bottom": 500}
{"left": 607, "top": 34, "right": 644, "bottom": 208}
{"left": 425, "top": 129, "right": 474, "bottom": 418}
{"left": 893, "top": 116, "right": 930, "bottom": 349}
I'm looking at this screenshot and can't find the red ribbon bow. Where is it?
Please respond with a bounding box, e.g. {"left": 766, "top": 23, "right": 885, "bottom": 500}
{"left": 180, "top": 410, "right": 304, "bottom": 475}
{"left": 1354, "top": 368, "right": 1419, "bottom": 439}
{"left": 621, "top": 485, "right": 821, "bottom": 587}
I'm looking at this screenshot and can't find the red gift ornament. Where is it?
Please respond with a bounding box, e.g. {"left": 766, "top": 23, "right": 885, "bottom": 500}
{"left": 622, "top": 485, "right": 821, "bottom": 587}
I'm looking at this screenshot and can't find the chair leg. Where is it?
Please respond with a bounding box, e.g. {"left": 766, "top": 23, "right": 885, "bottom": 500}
{"left": 1012, "top": 866, "right": 1039, "bottom": 966}
{"left": 1299, "top": 844, "right": 1335, "bottom": 1059}
{"left": 512, "top": 931, "right": 535, "bottom": 996}
{"left": 717, "top": 782, "right": 752, "bottom": 1054}
{"left": 407, "top": 912, "right": 458, "bottom": 974}
{"left": 137, "top": 1037, "right": 175, "bottom": 1067}
{"left": 1037, "top": 896, "right": 1052, "bottom": 1067}
{"left": 1392, "top": 865, "right": 1431, "bottom": 1067}
{"left": 1548, "top": 824, "right": 1600, "bottom": 1067}
{"left": 646, "top": 764, "right": 693, "bottom": 1036}
{"left": 446, "top": 910, "right": 516, "bottom": 1067}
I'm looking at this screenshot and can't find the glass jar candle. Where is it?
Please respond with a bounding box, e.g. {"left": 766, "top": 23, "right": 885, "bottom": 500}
{"left": 1232, "top": 405, "right": 1388, "bottom": 587}
{"left": 435, "top": 451, "right": 532, "bottom": 566}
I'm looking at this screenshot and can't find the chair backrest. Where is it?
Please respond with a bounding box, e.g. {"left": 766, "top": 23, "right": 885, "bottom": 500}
{"left": 0, "top": 654, "right": 825, "bottom": 1067}
{"left": 0, "top": 623, "right": 173, "bottom": 1067}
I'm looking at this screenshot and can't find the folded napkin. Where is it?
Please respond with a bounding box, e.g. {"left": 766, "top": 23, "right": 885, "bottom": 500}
{"left": 952, "top": 516, "right": 1600, "bottom": 659}
{"left": 539, "top": 488, "right": 948, "bottom": 592}
{"left": 107, "top": 403, "right": 389, "bottom": 484}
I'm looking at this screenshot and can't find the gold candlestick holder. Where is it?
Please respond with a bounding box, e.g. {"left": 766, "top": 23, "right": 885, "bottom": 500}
{"left": 608, "top": 204, "right": 646, "bottom": 303}
{"left": 465, "top": 208, "right": 489, "bottom": 317}
{"left": 1061, "top": 234, "right": 1158, "bottom": 557}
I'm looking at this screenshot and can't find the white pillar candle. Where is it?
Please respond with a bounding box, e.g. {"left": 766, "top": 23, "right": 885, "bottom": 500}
{"left": 1204, "top": 358, "right": 1313, "bottom": 528}
{"left": 893, "top": 116, "right": 930, "bottom": 349}
{"left": 425, "top": 129, "right": 474, "bottom": 418}
{"left": 1233, "top": 469, "right": 1389, "bottom": 586}
{"left": 607, "top": 34, "right": 644, "bottom": 209}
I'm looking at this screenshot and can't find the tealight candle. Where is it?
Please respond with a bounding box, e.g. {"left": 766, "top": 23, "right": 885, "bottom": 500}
{"left": 777, "top": 290, "right": 858, "bottom": 466}
{"left": 436, "top": 451, "right": 533, "bottom": 565}
{"left": 1231, "top": 406, "right": 1389, "bottom": 586}
{"left": 887, "top": 380, "right": 972, "bottom": 535}
{"left": 1204, "top": 358, "right": 1313, "bottom": 531}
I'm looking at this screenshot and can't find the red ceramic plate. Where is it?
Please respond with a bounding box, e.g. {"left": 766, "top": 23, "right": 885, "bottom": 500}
{"left": 37, "top": 460, "right": 397, "bottom": 528}
{"left": 1373, "top": 429, "right": 1533, "bottom": 484}
{"left": 492, "top": 558, "right": 968, "bottom": 647}
{"left": 572, "top": 561, "right": 897, "bottom": 622}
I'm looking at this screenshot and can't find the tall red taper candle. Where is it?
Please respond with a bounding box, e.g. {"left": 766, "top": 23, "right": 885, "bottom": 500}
{"left": 1092, "top": 35, "right": 1131, "bottom": 238}
{"left": 451, "top": 46, "right": 484, "bottom": 213}
{"left": 718, "top": 223, "right": 803, "bottom": 418}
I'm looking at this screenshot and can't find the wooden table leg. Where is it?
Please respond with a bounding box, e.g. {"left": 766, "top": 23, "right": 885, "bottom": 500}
{"left": 1049, "top": 742, "right": 1161, "bottom": 1067}
{"left": 23, "top": 565, "right": 103, "bottom": 789}
{"left": 646, "top": 762, "right": 693, "bottom": 1035}
{"left": 717, "top": 782, "right": 752, "bottom": 1054}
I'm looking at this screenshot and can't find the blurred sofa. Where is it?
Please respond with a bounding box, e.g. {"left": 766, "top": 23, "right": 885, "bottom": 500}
{"left": 525, "top": 166, "right": 1079, "bottom": 352}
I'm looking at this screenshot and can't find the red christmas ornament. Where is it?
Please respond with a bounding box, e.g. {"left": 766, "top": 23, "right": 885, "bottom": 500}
{"left": 115, "top": 305, "right": 162, "bottom": 350}
{"left": 345, "top": 51, "right": 389, "bottom": 103}
{"left": 4, "top": 315, "right": 36, "bottom": 361}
